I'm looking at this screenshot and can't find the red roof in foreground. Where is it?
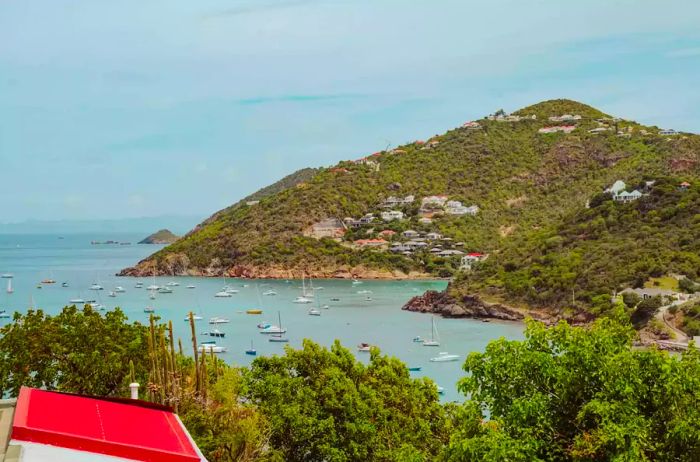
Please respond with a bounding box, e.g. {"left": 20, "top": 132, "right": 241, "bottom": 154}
{"left": 12, "top": 387, "right": 201, "bottom": 462}
{"left": 467, "top": 252, "right": 485, "bottom": 257}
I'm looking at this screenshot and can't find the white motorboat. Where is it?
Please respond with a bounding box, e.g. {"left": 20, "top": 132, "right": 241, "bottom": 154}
{"left": 293, "top": 296, "right": 313, "bottom": 304}
{"left": 89, "top": 284, "right": 103, "bottom": 291}
{"left": 135, "top": 281, "right": 144, "bottom": 288}
{"left": 69, "top": 298, "right": 85, "bottom": 304}
{"left": 166, "top": 281, "right": 179, "bottom": 287}
{"left": 357, "top": 290, "right": 372, "bottom": 294}
{"left": 185, "top": 314, "right": 203, "bottom": 321}
{"left": 149, "top": 292, "right": 156, "bottom": 300}
{"left": 357, "top": 343, "right": 372, "bottom": 352}
{"left": 263, "top": 290, "right": 277, "bottom": 296}
{"left": 352, "top": 279, "right": 362, "bottom": 285}
{"left": 308, "top": 308, "right": 321, "bottom": 316}
{"left": 108, "top": 291, "right": 116, "bottom": 298}
{"left": 429, "top": 352, "right": 460, "bottom": 362}
{"left": 144, "top": 306, "right": 155, "bottom": 313}
{"left": 186, "top": 285, "right": 196, "bottom": 289}
{"left": 147, "top": 284, "right": 159, "bottom": 291}
{"left": 1, "top": 274, "right": 13, "bottom": 279}
{"left": 214, "top": 291, "right": 232, "bottom": 298}
{"left": 209, "top": 316, "right": 230, "bottom": 324}
{"left": 199, "top": 344, "right": 227, "bottom": 353}
{"left": 157, "top": 287, "right": 173, "bottom": 294}
{"left": 114, "top": 286, "right": 126, "bottom": 293}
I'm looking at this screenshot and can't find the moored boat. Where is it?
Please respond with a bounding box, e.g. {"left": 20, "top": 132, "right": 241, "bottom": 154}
{"left": 214, "top": 291, "right": 232, "bottom": 298}
{"left": 209, "top": 316, "right": 230, "bottom": 324}
{"left": 429, "top": 352, "right": 460, "bottom": 362}
{"left": 357, "top": 342, "right": 372, "bottom": 352}
{"left": 246, "top": 309, "right": 263, "bottom": 315}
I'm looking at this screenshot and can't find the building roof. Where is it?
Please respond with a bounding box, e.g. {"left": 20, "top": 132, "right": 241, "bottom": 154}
{"left": 8, "top": 387, "right": 203, "bottom": 462}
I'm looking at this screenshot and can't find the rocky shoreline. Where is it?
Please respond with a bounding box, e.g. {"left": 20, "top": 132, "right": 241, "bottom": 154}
{"left": 402, "top": 290, "right": 531, "bottom": 321}
{"left": 118, "top": 262, "right": 436, "bottom": 281}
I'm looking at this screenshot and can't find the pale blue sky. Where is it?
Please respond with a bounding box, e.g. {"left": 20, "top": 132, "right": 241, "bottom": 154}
{"left": 1, "top": 0, "right": 699, "bottom": 222}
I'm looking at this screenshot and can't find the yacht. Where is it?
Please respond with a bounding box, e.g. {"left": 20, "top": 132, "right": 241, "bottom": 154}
{"left": 185, "top": 314, "right": 203, "bottom": 321}
{"left": 259, "top": 325, "right": 287, "bottom": 334}
{"left": 89, "top": 284, "right": 103, "bottom": 291}
{"left": 69, "top": 298, "right": 85, "bottom": 304}
{"left": 352, "top": 279, "right": 362, "bottom": 285}
{"left": 364, "top": 296, "right": 373, "bottom": 302}
{"left": 62, "top": 282, "right": 69, "bottom": 287}
{"left": 214, "top": 291, "right": 232, "bottom": 298}
{"left": 143, "top": 306, "right": 155, "bottom": 313}
{"left": 1, "top": 274, "right": 13, "bottom": 279}
{"left": 269, "top": 312, "right": 290, "bottom": 342}
{"left": 308, "top": 308, "right": 321, "bottom": 316}
{"left": 224, "top": 286, "right": 239, "bottom": 294}
{"left": 0, "top": 310, "right": 11, "bottom": 319}
{"left": 135, "top": 281, "right": 144, "bottom": 288}
{"left": 437, "top": 386, "right": 445, "bottom": 395}
{"left": 157, "top": 287, "right": 173, "bottom": 294}
{"left": 209, "top": 317, "right": 230, "bottom": 324}
{"left": 114, "top": 286, "right": 126, "bottom": 293}
{"left": 93, "top": 304, "right": 107, "bottom": 311}
{"left": 198, "top": 344, "right": 227, "bottom": 353}
{"left": 108, "top": 291, "right": 116, "bottom": 298}
{"left": 293, "top": 296, "right": 313, "bottom": 304}
{"left": 149, "top": 291, "right": 156, "bottom": 300}
{"left": 186, "top": 285, "right": 196, "bottom": 289}
{"left": 422, "top": 317, "right": 440, "bottom": 347}
{"left": 166, "top": 281, "right": 179, "bottom": 287}
{"left": 146, "top": 284, "right": 159, "bottom": 291}
{"left": 357, "top": 343, "right": 372, "bottom": 352}
{"left": 429, "top": 352, "right": 460, "bottom": 362}
{"left": 262, "top": 290, "right": 277, "bottom": 296}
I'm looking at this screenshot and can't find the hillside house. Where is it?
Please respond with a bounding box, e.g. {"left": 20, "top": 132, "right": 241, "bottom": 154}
{"left": 445, "top": 201, "right": 479, "bottom": 216}
{"left": 460, "top": 252, "right": 487, "bottom": 270}
{"left": 402, "top": 230, "right": 420, "bottom": 238}
{"left": 430, "top": 247, "right": 443, "bottom": 253}
{"left": 438, "top": 250, "right": 464, "bottom": 257}
{"left": 381, "top": 210, "right": 404, "bottom": 221}
{"left": 345, "top": 214, "right": 376, "bottom": 228}
{"left": 422, "top": 140, "right": 440, "bottom": 149}
{"left": 538, "top": 125, "right": 576, "bottom": 134}
{"left": 308, "top": 218, "right": 345, "bottom": 238}
{"left": 426, "top": 232, "right": 442, "bottom": 240}
{"left": 549, "top": 114, "right": 582, "bottom": 122}
{"left": 613, "top": 190, "right": 643, "bottom": 203}
{"left": 462, "top": 121, "right": 481, "bottom": 129}
{"left": 404, "top": 240, "right": 428, "bottom": 250}
{"left": 421, "top": 195, "right": 449, "bottom": 209}
{"left": 381, "top": 195, "right": 414, "bottom": 208}
{"left": 620, "top": 287, "right": 678, "bottom": 301}
{"left": 659, "top": 129, "right": 678, "bottom": 135}
{"left": 330, "top": 167, "right": 350, "bottom": 174}
{"left": 355, "top": 238, "right": 388, "bottom": 249}
{"left": 418, "top": 217, "right": 433, "bottom": 224}
{"left": 246, "top": 200, "right": 260, "bottom": 206}
{"left": 378, "top": 230, "right": 397, "bottom": 238}
{"left": 680, "top": 181, "right": 691, "bottom": 191}
{"left": 390, "top": 243, "right": 413, "bottom": 253}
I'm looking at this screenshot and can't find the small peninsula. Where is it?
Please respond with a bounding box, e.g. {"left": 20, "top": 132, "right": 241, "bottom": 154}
{"left": 138, "top": 229, "right": 179, "bottom": 245}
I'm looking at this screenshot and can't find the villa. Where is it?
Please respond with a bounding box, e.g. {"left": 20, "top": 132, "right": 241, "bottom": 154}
{"left": 613, "top": 190, "right": 643, "bottom": 203}
{"left": 426, "top": 232, "right": 443, "bottom": 240}
{"left": 438, "top": 250, "right": 464, "bottom": 257}
{"left": 445, "top": 201, "right": 479, "bottom": 216}
{"left": 659, "top": 129, "right": 678, "bottom": 136}
{"left": 381, "top": 210, "right": 404, "bottom": 221}
{"left": 418, "top": 217, "right": 433, "bottom": 224}
{"left": 381, "top": 195, "right": 415, "bottom": 208}
{"left": 460, "top": 252, "right": 487, "bottom": 269}
{"left": 402, "top": 230, "right": 420, "bottom": 238}
{"left": 462, "top": 121, "right": 481, "bottom": 129}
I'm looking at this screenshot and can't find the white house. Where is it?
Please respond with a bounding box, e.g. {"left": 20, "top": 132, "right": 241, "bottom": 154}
{"left": 381, "top": 195, "right": 414, "bottom": 208}
{"left": 421, "top": 195, "right": 448, "bottom": 209}
{"left": 381, "top": 210, "right": 404, "bottom": 221}
{"left": 659, "top": 129, "right": 678, "bottom": 135}
{"left": 613, "top": 190, "right": 643, "bottom": 203}
{"left": 445, "top": 201, "right": 479, "bottom": 216}
{"left": 460, "top": 253, "right": 487, "bottom": 270}
{"left": 426, "top": 232, "right": 443, "bottom": 240}
{"left": 402, "top": 230, "right": 420, "bottom": 238}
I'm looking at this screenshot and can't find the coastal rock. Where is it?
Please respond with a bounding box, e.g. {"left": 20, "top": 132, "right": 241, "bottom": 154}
{"left": 138, "top": 229, "right": 179, "bottom": 245}
{"left": 402, "top": 290, "right": 527, "bottom": 321}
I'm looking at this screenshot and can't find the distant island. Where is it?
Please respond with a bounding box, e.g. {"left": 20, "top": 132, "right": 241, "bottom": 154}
{"left": 138, "top": 229, "right": 179, "bottom": 245}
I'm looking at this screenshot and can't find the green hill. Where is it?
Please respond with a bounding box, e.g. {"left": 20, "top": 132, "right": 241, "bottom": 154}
{"left": 120, "top": 99, "right": 700, "bottom": 316}
{"left": 138, "top": 229, "right": 179, "bottom": 244}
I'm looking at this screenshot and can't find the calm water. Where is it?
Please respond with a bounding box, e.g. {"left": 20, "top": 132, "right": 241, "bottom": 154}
{"left": 0, "top": 233, "right": 523, "bottom": 401}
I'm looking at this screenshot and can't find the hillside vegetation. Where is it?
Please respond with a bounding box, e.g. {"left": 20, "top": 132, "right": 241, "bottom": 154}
{"left": 121, "top": 99, "right": 700, "bottom": 315}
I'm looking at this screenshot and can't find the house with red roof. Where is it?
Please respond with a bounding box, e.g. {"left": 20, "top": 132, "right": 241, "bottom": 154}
{"left": 378, "top": 230, "right": 396, "bottom": 237}
{"left": 0, "top": 386, "right": 206, "bottom": 462}
{"left": 460, "top": 253, "right": 487, "bottom": 270}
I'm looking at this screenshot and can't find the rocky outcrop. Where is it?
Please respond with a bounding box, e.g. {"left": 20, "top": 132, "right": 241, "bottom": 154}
{"left": 138, "top": 229, "right": 179, "bottom": 245}
{"left": 403, "top": 290, "right": 531, "bottom": 321}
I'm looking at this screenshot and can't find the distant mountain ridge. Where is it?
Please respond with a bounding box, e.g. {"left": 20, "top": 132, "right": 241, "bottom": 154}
{"left": 0, "top": 215, "right": 202, "bottom": 235}
{"left": 120, "top": 99, "right": 700, "bottom": 319}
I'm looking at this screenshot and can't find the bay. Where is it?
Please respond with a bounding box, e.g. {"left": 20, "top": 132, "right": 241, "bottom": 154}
{"left": 0, "top": 233, "right": 523, "bottom": 402}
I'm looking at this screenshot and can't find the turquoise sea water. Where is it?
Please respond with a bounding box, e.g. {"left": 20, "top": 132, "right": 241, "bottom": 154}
{"left": 0, "top": 233, "right": 523, "bottom": 402}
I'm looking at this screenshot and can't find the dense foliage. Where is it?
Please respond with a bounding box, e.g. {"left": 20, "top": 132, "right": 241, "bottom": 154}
{"left": 0, "top": 305, "right": 149, "bottom": 396}
{"left": 444, "top": 317, "right": 700, "bottom": 461}
{"left": 245, "top": 340, "right": 451, "bottom": 462}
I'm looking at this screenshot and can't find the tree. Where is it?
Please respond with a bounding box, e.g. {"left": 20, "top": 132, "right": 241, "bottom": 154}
{"left": 245, "top": 340, "right": 450, "bottom": 462}
{"left": 679, "top": 277, "right": 699, "bottom": 294}
{"left": 0, "top": 305, "right": 150, "bottom": 397}
{"left": 622, "top": 291, "right": 642, "bottom": 309}
{"left": 442, "top": 318, "right": 700, "bottom": 461}
{"left": 630, "top": 296, "right": 663, "bottom": 327}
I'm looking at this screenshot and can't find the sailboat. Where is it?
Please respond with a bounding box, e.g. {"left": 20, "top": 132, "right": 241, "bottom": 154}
{"left": 422, "top": 317, "right": 440, "bottom": 347}
{"left": 293, "top": 275, "right": 313, "bottom": 303}
{"left": 245, "top": 340, "right": 257, "bottom": 356}
{"left": 6, "top": 279, "right": 13, "bottom": 294}
{"left": 269, "top": 312, "right": 289, "bottom": 343}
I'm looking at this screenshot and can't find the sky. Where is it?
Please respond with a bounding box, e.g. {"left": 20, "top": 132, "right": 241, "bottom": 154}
{"left": 1, "top": 0, "right": 700, "bottom": 223}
